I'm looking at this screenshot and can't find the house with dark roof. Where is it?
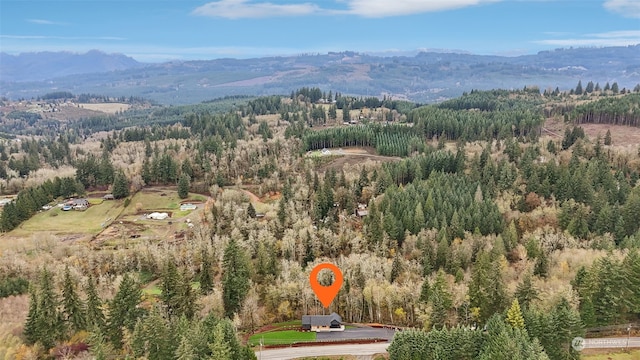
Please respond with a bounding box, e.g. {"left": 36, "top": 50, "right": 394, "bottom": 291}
{"left": 301, "top": 312, "right": 344, "bottom": 332}
{"left": 67, "top": 198, "right": 89, "bottom": 211}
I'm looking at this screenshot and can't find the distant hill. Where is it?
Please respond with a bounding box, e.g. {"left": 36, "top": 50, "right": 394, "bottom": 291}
{"left": 1, "top": 46, "right": 638, "bottom": 104}
{"left": 0, "top": 50, "right": 142, "bottom": 82}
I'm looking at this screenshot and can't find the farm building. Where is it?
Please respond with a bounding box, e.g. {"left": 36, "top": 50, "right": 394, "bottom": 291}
{"left": 70, "top": 199, "right": 89, "bottom": 211}
{"left": 147, "top": 212, "right": 169, "bottom": 220}
{"left": 301, "top": 313, "right": 344, "bottom": 332}
{"left": 103, "top": 194, "right": 115, "bottom": 200}
{"left": 180, "top": 203, "right": 197, "bottom": 211}
{"left": 355, "top": 203, "right": 368, "bottom": 217}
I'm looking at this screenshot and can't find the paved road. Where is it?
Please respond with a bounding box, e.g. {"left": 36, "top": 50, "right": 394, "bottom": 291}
{"left": 254, "top": 336, "right": 640, "bottom": 359}
{"left": 316, "top": 327, "right": 395, "bottom": 341}
{"left": 576, "top": 337, "right": 640, "bottom": 350}
{"left": 254, "top": 342, "right": 389, "bottom": 360}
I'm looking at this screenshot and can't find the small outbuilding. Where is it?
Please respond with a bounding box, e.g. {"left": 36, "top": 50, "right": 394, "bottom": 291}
{"left": 301, "top": 312, "right": 344, "bottom": 332}
{"left": 180, "top": 203, "right": 197, "bottom": 211}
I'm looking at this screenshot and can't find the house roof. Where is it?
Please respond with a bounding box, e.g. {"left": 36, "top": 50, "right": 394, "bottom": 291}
{"left": 302, "top": 312, "right": 342, "bottom": 327}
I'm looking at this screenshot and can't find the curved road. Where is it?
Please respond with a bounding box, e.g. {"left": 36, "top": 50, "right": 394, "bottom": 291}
{"left": 254, "top": 342, "right": 389, "bottom": 360}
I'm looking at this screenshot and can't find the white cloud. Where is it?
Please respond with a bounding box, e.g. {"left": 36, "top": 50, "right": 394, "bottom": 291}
{"left": 27, "top": 19, "right": 68, "bottom": 26}
{"left": 193, "top": 0, "right": 501, "bottom": 19}
{"left": 192, "top": 0, "right": 321, "bottom": 19}
{"left": 603, "top": 0, "right": 640, "bottom": 18}
{"left": 535, "top": 30, "right": 640, "bottom": 47}
{"left": 0, "top": 35, "right": 125, "bottom": 41}
{"left": 343, "top": 0, "right": 500, "bottom": 17}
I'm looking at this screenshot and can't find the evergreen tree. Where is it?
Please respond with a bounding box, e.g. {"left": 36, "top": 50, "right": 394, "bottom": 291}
{"left": 585, "top": 81, "right": 594, "bottom": 94}
{"left": 178, "top": 173, "right": 190, "bottom": 199}
{"left": 506, "top": 299, "right": 525, "bottom": 329}
{"left": 429, "top": 270, "right": 453, "bottom": 328}
{"left": 132, "top": 309, "right": 173, "bottom": 360}
{"left": 200, "top": 250, "right": 214, "bottom": 295}
{"left": 85, "top": 275, "right": 105, "bottom": 331}
{"left": 222, "top": 238, "right": 250, "bottom": 318}
{"left": 37, "top": 268, "right": 65, "bottom": 349}
{"left": 604, "top": 129, "right": 612, "bottom": 146}
{"left": 61, "top": 265, "right": 86, "bottom": 334}
{"left": 112, "top": 171, "right": 129, "bottom": 199}
{"left": 624, "top": 250, "right": 640, "bottom": 314}
{"left": 87, "top": 328, "right": 115, "bottom": 360}
{"left": 247, "top": 202, "right": 256, "bottom": 218}
{"left": 365, "top": 200, "right": 383, "bottom": 245}
{"left": 302, "top": 230, "right": 315, "bottom": 268}
{"left": 176, "top": 335, "right": 197, "bottom": 360}
{"left": 277, "top": 197, "right": 286, "bottom": 226}
{"left": 515, "top": 274, "right": 539, "bottom": 311}
{"left": 575, "top": 80, "right": 583, "bottom": 95}
{"left": 342, "top": 106, "right": 350, "bottom": 122}
{"left": 390, "top": 253, "right": 403, "bottom": 283}
{"left": 534, "top": 250, "right": 549, "bottom": 278}
{"left": 179, "top": 268, "right": 198, "bottom": 320}
{"left": 549, "top": 298, "right": 583, "bottom": 360}
{"left": 23, "top": 289, "right": 40, "bottom": 345}
{"left": 413, "top": 202, "right": 425, "bottom": 234}
{"left": 479, "top": 316, "right": 549, "bottom": 360}
{"left": 469, "top": 253, "right": 508, "bottom": 323}
{"left": 161, "top": 258, "right": 182, "bottom": 318}
{"left": 611, "top": 82, "right": 619, "bottom": 94}
{"left": 209, "top": 323, "right": 232, "bottom": 360}
{"left": 419, "top": 278, "right": 431, "bottom": 303}
{"left": 106, "top": 273, "right": 143, "bottom": 348}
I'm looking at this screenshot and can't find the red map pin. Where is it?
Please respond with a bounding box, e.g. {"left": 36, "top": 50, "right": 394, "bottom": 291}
{"left": 309, "top": 263, "right": 343, "bottom": 308}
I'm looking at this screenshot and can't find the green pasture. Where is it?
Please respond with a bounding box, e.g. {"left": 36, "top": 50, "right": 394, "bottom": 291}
{"left": 10, "top": 200, "right": 122, "bottom": 236}
{"left": 143, "top": 281, "right": 201, "bottom": 296}
{"left": 248, "top": 330, "right": 316, "bottom": 346}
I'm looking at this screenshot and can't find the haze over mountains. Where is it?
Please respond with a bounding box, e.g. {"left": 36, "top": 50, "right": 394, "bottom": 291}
{"left": 0, "top": 50, "right": 142, "bottom": 82}
{"left": 1, "top": 46, "right": 639, "bottom": 105}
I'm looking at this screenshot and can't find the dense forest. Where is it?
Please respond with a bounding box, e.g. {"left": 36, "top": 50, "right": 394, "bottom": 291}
{"left": 1, "top": 86, "right": 640, "bottom": 359}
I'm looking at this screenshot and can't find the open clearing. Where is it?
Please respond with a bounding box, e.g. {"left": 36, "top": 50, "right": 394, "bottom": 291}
{"left": 122, "top": 188, "right": 206, "bottom": 216}
{"left": 9, "top": 199, "right": 122, "bottom": 237}
{"left": 78, "top": 103, "right": 131, "bottom": 113}
{"left": 309, "top": 147, "right": 401, "bottom": 172}
{"left": 544, "top": 118, "right": 640, "bottom": 152}
{"left": 2, "top": 187, "right": 208, "bottom": 248}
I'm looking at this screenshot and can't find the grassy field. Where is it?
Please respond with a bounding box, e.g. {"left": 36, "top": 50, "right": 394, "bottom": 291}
{"left": 248, "top": 330, "right": 316, "bottom": 346}
{"left": 582, "top": 350, "right": 640, "bottom": 359}
{"left": 143, "top": 281, "right": 201, "bottom": 296}
{"left": 79, "top": 103, "right": 131, "bottom": 113}
{"left": 124, "top": 190, "right": 181, "bottom": 215}
{"left": 10, "top": 200, "right": 122, "bottom": 236}
{"left": 124, "top": 190, "right": 206, "bottom": 216}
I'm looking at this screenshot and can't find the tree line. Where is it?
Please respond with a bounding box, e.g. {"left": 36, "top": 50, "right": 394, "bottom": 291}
{"left": 302, "top": 124, "right": 425, "bottom": 157}
{"left": 570, "top": 93, "right": 640, "bottom": 127}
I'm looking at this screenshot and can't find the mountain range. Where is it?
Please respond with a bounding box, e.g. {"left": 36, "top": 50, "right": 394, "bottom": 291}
{"left": 1, "top": 46, "right": 639, "bottom": 105}
{"left": 0, "top": 50, "right": 142, "bottom": 82}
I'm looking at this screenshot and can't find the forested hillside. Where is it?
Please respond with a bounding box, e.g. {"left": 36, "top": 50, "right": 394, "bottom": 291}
{"left": 1, "top": 87, "right": 640, "bottom": 359}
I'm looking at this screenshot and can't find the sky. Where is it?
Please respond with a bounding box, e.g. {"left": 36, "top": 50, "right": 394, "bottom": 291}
{"left": 0, "top": 0, "right": 639, "bottom": 62}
